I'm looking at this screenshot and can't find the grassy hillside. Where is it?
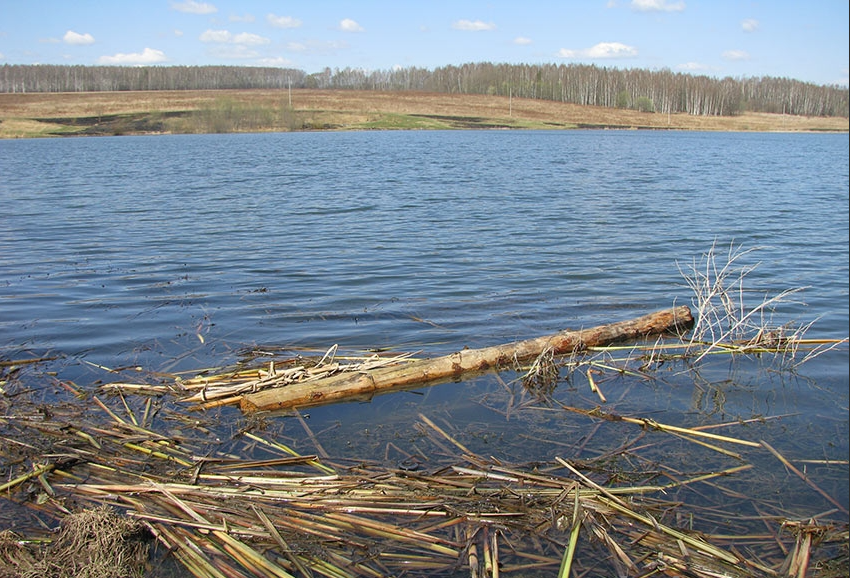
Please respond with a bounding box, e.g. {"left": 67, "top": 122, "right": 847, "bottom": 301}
{"left": 1, "top": 88, "right": 847, "bottom": 138}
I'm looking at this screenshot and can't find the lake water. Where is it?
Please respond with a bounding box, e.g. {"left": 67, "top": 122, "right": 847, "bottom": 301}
{"left": 1, "top": 130, "right": 848, "bottom": 572}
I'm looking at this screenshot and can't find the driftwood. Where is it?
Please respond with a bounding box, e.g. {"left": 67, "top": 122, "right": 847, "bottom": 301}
{"left": 240, "top": 305, "right": 694, "bottom": 413}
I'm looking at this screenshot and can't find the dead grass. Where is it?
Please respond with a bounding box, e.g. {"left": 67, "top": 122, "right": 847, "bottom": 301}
{"left": 0, "top": 507, "right": 149, "bottom": 578}
{"left": 1, "top": 89, "right": 847, "bottom": 138}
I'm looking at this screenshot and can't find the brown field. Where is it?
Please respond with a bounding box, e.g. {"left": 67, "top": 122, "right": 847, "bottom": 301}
{"left": 1, "top": 88, "right": 847, "bottom": 138}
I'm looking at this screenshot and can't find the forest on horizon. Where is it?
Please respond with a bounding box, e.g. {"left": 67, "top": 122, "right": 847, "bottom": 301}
{"left": 2, "top": 62, "right": 847, "bottom": 119}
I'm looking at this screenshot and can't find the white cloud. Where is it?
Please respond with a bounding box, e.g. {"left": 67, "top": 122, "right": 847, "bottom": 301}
{"left": 452, "top": 20, "right": 496, "bottom": 31}
{"left": 200, "top": 29, "right": 231, "bottom": 43}
{"left": 557, "top": 42, "right": 638, "bottom": 59}
{"left": 339, "top": 18, "right": 364, "bottom": 32}
{"left": 741, "top": 19, "right": 759, "bottom": 32}
{"left": 171, "top": 1, "right": 217, "bottom": 14}
{"left": 587, "top": 42, "right": 638, "bottom": 58}
{"left": 63, "top": 30, "right": 95, "bottom": 45}
{"left": 267, "top": 14, "right": 302, "bottom": 28}
{"left": 174, "top": 29, "right": 184, "bottom": 37}
{"left": 98, "top": 47, "right": 167, "bottom": 65}
{"left": 230, "top": 13, "right": 255, "bottom": 23}
{"left": 232, "top": 32, "right": 270, "bottom": 45}
{"left": 513, "top": 36, "right": 532, "bottom": 45}
{"left": 200, "top": 29, "right": 269, "bottom": 45}
{"left": 722, "top": 49, "right": 750, "bottom": 61}
{"left": 631, "top": 0, "right": 685, "bottom": 12}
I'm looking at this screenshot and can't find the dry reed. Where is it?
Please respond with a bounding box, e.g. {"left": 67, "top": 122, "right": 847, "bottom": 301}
{"left": 0, "top": 383, "right": 846, "bottom": 577}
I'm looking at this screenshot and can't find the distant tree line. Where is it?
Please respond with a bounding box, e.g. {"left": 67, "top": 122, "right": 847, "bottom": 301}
{"left": 2, "top": 62, "right": 847, "bottom": 118}
{"left": 0, "top": 64, "right": 306, "bottom": 93}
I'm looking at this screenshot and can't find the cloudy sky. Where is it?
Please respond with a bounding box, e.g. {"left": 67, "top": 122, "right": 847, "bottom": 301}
{"left": 1, "top": 0, "right": 847, "bottom": 87}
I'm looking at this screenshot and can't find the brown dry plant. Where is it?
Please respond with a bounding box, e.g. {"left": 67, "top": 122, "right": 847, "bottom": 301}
{"left": 0, "top": 507, "right": 149, "bottom": 578}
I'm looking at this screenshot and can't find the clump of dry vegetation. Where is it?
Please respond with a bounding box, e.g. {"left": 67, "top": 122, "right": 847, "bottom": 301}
{"left": 679, "top": 241, "right": 844, "bottom": 368}
{"left": 0, "top": 507, "right": 148, "bottom": 578}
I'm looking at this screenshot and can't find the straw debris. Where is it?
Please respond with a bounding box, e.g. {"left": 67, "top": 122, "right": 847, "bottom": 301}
{"left": 0, "top": 376, "right": 847, "bottom": 577}
{"left": 0, "top": 506, "right": 149, "bottom": 578}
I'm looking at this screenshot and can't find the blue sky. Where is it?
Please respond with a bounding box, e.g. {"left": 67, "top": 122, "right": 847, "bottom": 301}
{"left": 1, "top": 1, "right": 847, "bottom": 87}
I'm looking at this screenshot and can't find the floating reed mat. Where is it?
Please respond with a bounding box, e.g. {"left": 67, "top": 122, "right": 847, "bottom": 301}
{"left": 1, "top": 382, "right": 847, "bottom": 578}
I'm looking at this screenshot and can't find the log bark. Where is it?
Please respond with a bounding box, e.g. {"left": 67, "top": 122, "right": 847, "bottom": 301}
{"left": 240, "top": 305, "right": 694, "bottom": 413}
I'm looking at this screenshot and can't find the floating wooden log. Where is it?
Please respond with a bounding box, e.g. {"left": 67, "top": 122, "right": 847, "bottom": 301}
{"left": 240, "top": 305, "right": 694, "bottom": 413}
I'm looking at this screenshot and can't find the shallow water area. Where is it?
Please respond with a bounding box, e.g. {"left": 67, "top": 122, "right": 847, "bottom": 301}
{"left": 1, "top": 129, "right": 848, "bottom": 576}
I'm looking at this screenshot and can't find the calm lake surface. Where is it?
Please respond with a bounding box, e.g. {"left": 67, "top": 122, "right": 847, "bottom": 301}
{"left": 1, "top": 129, "right": 848, "bottom": 555}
